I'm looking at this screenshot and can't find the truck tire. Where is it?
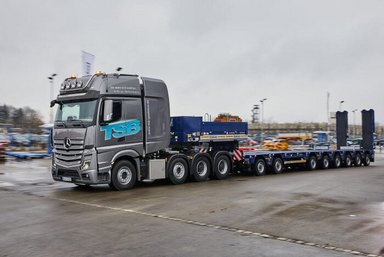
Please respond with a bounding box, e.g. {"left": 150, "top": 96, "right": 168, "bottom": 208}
{"left": 191, "top": 155, "right": 211, "bottom": 182}
{"left": 253, "top": 159, "right": 266, "bottom": 176}
{"left": 333, "top": 155, "right": 341, "bottom": 168}
{"left": 272, "top": 158, "right": 284, "bottom": 174}
{"left": 363, "top": 154, "right": 371, "bottom": 166}
{"left": 213, "top": 154, "right": 231, "bottom": 180}
{"left": 321, "top": 155, "right": 330, "bottom": 169}
{"left": 345, "top": 154, "right": 352, "bottom": 167}
{"left": 168, "top": 157, "right": 189, "bottom": 185}
{"left": 307, "top": 156, "right": 317, "bottom": 170}
{"left": 354, "top": 154, "right": 362, "bottom": 166}
{"left": 110, "top": 160, "right": 137, "bottom": 190}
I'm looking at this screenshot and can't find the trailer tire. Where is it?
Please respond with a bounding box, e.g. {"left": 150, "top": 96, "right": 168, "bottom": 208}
{"left": 191, "top": 155, "right": 211, "bottom": 182}
{"left": 253, "top": 159, "right": 267, "bottom": 176}
{"left": 333, "top": 155, "right": 341, "bottom": 168}
{"left": 345, "top": 154, "right": 352, "bottom": 167}
{"left": 321, "top": 155, "right": 330, "bottom": 169}
{"left": 110, "top": 160, "right": 137, "bottom": 190}
{"left": 363, "top": 154, "right": 371, "bottom": 166}
{"left": 168, "top": 157, "right": 189, "bottom": 185}
{"left": 354, "top": 154, "right": 362, "bottom": 166}
{"left": 272, "top": 158, "right": 284, "bottom": 174}
{"left": 213, "top": 154, "right": 231, "bottom": 180}
{"left": 307, "top": 156, "right": 317, "bottom": 170}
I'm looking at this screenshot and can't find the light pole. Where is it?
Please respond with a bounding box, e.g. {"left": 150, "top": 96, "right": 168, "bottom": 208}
{"left": 352, "top": 109, "right": 358, "bottom": 137}
{"left": 48, "top": 73, "right": 57, "bottom": 123}
{"left": 260, "top": 98, "right": 267, "bottom": 145}
{"left": 339, "top": 100, "right": 344, "bottom": 112}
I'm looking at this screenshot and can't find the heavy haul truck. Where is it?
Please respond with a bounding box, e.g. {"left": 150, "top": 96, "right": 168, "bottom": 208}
{"left": 50, "top": 72, "right": 375, "bottom": 190}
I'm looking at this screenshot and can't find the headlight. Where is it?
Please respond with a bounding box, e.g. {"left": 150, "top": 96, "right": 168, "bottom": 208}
{"left": 81, "top": 161, "right": 91, "bottom": 171}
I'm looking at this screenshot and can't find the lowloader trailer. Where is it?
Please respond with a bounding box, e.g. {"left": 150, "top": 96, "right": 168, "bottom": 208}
{"left": 50, "top": 72, "right": 375, "bottom": 190}
{"left": 242, "top": 148, "right": 374, "bottom": 176}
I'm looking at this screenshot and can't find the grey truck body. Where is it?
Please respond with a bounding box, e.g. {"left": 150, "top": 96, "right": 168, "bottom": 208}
{"left": 51, "top": 74, "right": 171, "bottom": 184}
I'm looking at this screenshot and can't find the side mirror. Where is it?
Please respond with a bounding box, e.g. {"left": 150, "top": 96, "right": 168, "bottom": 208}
{"left": 50, "top": 100, "right": 56, "bottom": 108}
{"left": 103, "top": 100, "right": 113, "bottom": 123}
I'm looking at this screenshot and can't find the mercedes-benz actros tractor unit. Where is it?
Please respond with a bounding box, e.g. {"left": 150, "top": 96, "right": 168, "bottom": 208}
{"left": 50, "top": 72, "right": 248, "bottom": 190}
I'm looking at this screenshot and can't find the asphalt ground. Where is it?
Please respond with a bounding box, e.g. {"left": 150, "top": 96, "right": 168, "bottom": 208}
{"left": 0, "top": 153, "right": 384, "bottom": 257}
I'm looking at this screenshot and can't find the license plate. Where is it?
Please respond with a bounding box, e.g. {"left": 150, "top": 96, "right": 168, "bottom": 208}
{"left": 62, "top": 176, "right": 72, "bottom": 182}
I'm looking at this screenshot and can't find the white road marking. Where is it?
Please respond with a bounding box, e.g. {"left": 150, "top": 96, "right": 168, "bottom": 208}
{"left": 47, "top": 196, "right": 377, "bottom": 257}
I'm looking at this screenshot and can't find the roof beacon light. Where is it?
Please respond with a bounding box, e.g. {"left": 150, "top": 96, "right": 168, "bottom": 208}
{"left": 95, "top": 70, "right": 103, "bottom": 76}
{"left": 70, "top": 74, "right": 77, "bottom": 79}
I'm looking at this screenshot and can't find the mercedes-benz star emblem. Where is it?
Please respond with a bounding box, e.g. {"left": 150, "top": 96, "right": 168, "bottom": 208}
{"left": 64, "top": 138, "right": 71, "bottom": 149}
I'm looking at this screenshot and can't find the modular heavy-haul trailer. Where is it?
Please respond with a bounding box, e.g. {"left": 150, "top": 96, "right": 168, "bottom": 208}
{"left": 242, "top": 148, "right": 374, "bottom": 176}
{"left": 50, "top": 72, "right": 375, "bottom": 190}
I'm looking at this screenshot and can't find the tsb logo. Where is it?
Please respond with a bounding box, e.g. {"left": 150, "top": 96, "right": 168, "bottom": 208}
{"left": 100, "top": 120, "right": 141, "bottom": 140}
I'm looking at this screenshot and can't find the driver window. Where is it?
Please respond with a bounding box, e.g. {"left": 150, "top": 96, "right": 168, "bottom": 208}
{"left": 101, "top": 100, "right": 122, "bottom": 123}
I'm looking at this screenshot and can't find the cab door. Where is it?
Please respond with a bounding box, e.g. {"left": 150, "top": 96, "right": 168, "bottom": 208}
{"left": 96, "top": 97, "right": 144, "bottom": 172}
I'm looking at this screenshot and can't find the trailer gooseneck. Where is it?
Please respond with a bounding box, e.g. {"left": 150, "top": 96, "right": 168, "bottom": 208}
{"left": 50, "top": 72, "right": 375, "bottom": 190}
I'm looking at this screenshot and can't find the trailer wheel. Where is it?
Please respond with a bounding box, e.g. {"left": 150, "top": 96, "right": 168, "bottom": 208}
{"left": 213, "top": 154, "right": 231, "bottom": 180}
{"left": 110, "top": 160, "right": 137, "bottom": 190}
{"left": 253, "top": 159, "right": 267, "bottom": 176}
{"left": 333, "top": 155, "right": 341, "bottom": 168}
{"left": 307, "top": 156, "right": 317, "bottom": 170}
{"left": 363, "top": 154, "right": 371, "bottom": 166}
{"left": 354, "top": 154, "right": 362, "bottom": 166}
{"left": 321, "top": 155, "right": 330, "bottom": 169}
{"left": 191, "top": 155, "right": 211, "bottom": 181}
{"left": 272, "top": 158, "right": 284, "bottom": 174}
{"left": 168, "top": 157, "right": 189, "bottom": 185}
{"left": 345, "top": 154, "right": 352, "bottom": 167}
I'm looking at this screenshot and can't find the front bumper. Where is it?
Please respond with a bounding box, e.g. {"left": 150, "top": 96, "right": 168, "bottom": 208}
{"left": 52, "top": 148, "right": 110, "bottom": 185}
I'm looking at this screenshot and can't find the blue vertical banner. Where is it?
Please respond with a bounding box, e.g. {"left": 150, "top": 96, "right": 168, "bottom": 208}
{"left": 81, "top": 51, "right": 95, "bottom": 76}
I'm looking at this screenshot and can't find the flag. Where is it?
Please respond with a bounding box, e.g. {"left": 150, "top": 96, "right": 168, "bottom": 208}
{"left": 82, "top": 51, "right": 95, "bottom": 76}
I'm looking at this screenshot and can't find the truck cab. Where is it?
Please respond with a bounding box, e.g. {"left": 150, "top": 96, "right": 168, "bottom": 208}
{"left": 51, "top": 72, "right": 170, "bottom": 189}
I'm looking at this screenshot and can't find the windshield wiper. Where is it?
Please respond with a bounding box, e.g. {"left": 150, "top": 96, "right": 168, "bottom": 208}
{"left": 55, "top": 121, "right": 67, "bottom": 128}
{"left": 68, "top": 119, "right": 86, "bottom": 128}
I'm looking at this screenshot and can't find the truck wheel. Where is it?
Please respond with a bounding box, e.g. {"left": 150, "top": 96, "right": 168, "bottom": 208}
{"left": 333, "top": 155, "right": 341, "bottom": 168}
{"left": 253, "top": 159, "right": 266, "bottom": 176}
{"left": 363, "top": 154, "right": 371, "bottom": 166}
{"left": 307, "top": 156, "right": 317, "bottom": 170}
{"left": 321, "top": 155, "right": 330, "bottom": 169}
{"left": 272, "top": 158, "right": 284, "bottom": 174}
{"left": 213, "top": 154, "right": 231, "bottom": 180}
{"left": 345, "top": 154, "right": 352, "bottom": 167}
{"left": 354, "top": 154, "right": 362, "bottom": 166}
{"left": 168, "top": 157, "right": 189, "bottom": 185}
{"left": 110, "top": 160, "right": 137, "bottom": 190}
{"left": 192, "top": 155, "right": 211, "bottom": 181}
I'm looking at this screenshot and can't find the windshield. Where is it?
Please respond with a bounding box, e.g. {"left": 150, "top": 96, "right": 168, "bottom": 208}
{"left": 55, "top": 100, "right": 97, "bottom": 124}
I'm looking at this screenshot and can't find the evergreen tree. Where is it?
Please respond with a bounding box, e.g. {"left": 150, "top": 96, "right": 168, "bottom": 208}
{"left": 0, "top": 105, "right": 10, "bottom": 123}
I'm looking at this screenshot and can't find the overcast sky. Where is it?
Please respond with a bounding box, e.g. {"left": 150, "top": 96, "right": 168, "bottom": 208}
{"left": 0, "top": 0, "right": 383, "bottom": 124}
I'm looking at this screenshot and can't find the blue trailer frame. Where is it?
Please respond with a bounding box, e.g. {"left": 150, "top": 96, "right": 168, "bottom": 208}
{"left": 242, "top": 148, "right": 374, "bottom": 175}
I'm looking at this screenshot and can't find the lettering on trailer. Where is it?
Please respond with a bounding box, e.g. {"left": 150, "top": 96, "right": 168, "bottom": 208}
{"left": 100, "top": 120, "right": 141, "bottom": 140}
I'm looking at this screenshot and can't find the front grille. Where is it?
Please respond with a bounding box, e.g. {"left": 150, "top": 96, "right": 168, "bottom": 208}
{"left": 58, "top": 169, "right": 80, "bottom": 178}
{"left": 54, "top": 139, "right": 84, "bottom": 166}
